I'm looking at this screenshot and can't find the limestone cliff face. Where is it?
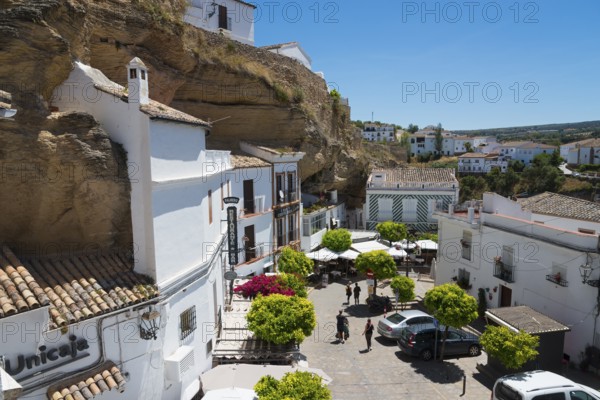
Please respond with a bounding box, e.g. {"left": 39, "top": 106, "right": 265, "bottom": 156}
{"left": 0, "top": 0, "right": 369, "bottom": 250}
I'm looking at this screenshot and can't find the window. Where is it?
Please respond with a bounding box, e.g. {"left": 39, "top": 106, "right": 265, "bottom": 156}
{"left": 180, "top": 306, "right": 197, "bottom": 340}
{"left": 129, "top": 68, "right": 137, "bottom": 79}
{"left": 569, "top": 391, "right": 595, "bottom": 400}
{"left": 221, "top": 183, "right": 224, "bottom": 210}
{"left": 227, "top": 179, "right": 230, "bottom": 197}
{"left": 310, "top": 213, "right": 326, "bottom": 234}
{"left": 378, "top": 198, "right": 393, "bottom": 221}
{"left": 208, "top": 190, "right": 213, "bottom": 224}
{"left": 288, "top": 214, "right": 296, "bottom": 243}
{"left": 218, "top": 5, "right": 228, "bottom": 29}
{"left": 276, "top": 173, "right": 284, "bottom": 203}
{"left": 532, "top": 393, "right": 565, "bottom": 400}
{"left": 276, "top": 218, "right": 285, "bottom": 247}
{"left": 140, "top": 70, "right": 146, "bottom": 80}
{"left": 302, "top": 217, "right": 310, "bottom": 237}
{"left": 461, "top": 231, "right": 472, "bottom": 261}
{"left": 402, "top": 199, "right": 417, "bottom": 222}
{"left": 287, "top": 172, "right": 296, "bottom": 202}
{"left": 502, "top": 246, "right": 514, "bottom": 267}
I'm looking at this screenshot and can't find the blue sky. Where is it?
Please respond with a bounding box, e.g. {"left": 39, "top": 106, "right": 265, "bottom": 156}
{"left": 253, "top": 0, "right": 600, "bottom": 130}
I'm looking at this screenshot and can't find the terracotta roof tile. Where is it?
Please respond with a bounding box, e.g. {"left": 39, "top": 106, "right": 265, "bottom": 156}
{"left": 370, "top": 168, "right": 458, "bottom": 184}
{"left": 94, "top": 84, "right": 210, "bottom": 127}
{"left": 0, "top": 245, "right": 157, "bottom": 328}
{"left": 518, "top": 192, "right": 600, "bottom": 223}
{"left": 47, "top": 361, "right": 126, "bottom": 400}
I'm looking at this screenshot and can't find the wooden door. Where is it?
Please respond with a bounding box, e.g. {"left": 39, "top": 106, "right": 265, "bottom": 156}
{"left": 218, "top": 5, "right": 228, "bottom": 29}
{"left": 500, "top": 285, "right": 512, "bottom": 307}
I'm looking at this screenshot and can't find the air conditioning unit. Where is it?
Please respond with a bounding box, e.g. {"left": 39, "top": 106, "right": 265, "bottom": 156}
{"left": 165, "top": 346, "right": 195, "bottom": 383}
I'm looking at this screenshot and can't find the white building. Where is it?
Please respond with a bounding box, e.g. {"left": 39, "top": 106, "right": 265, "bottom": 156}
{"left": 434, "top": 192, "right": 600, "bottom": 361}
{"left": 260, "top": 42, "right": 312, "bottom": 70}
{"left": 498, "top": 141, "right": 557, "bottom": 165}
{"left": 365, "top": 168, "right": 459, "bottom": 232}
{"left": 239, "top": 142, "right": 305, "bottom": 268}
{"left": 47, "top": 58, "right": 232, "bottom": 399}
{"left": 0, "top": 90, "right": 17, "bottom": 118}
{"left": 301, "top": 190, "right": 346, "bottom": 252}
{"left": 560, "top": 138, "right": 600, "bottom": 166}
{"left": 185, "top": 0, "right": 256, "bottom": 46}
{"left": 409, "top": 131, "right": 487, "bottom": 157}
{"left": 362, "top": 123, "right": 395, "bottom": 142}
{"left": 458, "top": 153, "right": 508, "bottom": 174}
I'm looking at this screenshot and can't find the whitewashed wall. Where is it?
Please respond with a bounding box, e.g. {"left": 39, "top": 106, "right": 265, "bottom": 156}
{"left": 185, "top": 0, "right": 255, "bottom": 45}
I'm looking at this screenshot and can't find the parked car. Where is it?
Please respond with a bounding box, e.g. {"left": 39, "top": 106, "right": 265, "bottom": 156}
{"left": 492, "top": 370, "right": 600, "bottom": 400}
{"left": 397, "top": 324, "right": 481, "bottom": 361}
{"left": 376, "top": 310, "right": 434, "bottom": 340}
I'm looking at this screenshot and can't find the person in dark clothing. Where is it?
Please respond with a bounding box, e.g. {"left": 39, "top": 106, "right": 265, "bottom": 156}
{"left": 345, "top": 284, "right": 352, "bottom": 304}
{"left": 353, "top": 283, "right": 362, "bottom": 305}
{"left": 336, "top": 310, "right": 347, "bottom": 343}
{"left": 362, "top": 318, "right": 374, "bottom": 351}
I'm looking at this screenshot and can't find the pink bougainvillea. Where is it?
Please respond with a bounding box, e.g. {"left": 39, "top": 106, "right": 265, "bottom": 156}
{"left": 233, "top": 275, "right": 296, "bottom": 298}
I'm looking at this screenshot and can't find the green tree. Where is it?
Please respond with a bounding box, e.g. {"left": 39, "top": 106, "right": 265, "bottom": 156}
{"left": 550, "top": 149, "right": 563, "bottom": 167}
{"left": 254, "top": 371, "right": 332, "bottom": 400}
{"left": 418, "top": 232, "right": 438, "bottom": 242}
{"left": 246, "top": 294, "right": 316, "bottom": 345}
{"left": 355, "top": 250, "right": 396, "bottom": 296}
{"left": 424, "top": 283, "right": 478, "bottom": 360}
{"left": 464, "top": 142, "right": 473, "bottom": 153}
{"left": 459, "top": 175, "right": 488, "bottom": 203}
{"left": 278, "top": 273, "right": 308, "bottom": 298}
{"left": 480, "top": 325, "right": 539, "bottom": 370}
{"left": 509, "top": 160, "right": 525, "bottom": 173}
{"left": 278, "top": 247, "right": 313, "bottom": 276}
{"left": 521, "top": 154, "right": 565, "bottom": 194}
{"left": 485, "top": 167, "right": 520, "bottom": 197}
{"left": 321, "top": 228, "right": 352, "bottom": 252}
{"left": 376, "top": 221, "right": 408, "bottom": 246}
{"left": 434, "top": 123, "right": 443, "bottom": 155}
{"left": 407, "top": 123, "right": 419, "bottom": 133}
{"left": 390, "top": 276, "right": 415, "bottom": 310}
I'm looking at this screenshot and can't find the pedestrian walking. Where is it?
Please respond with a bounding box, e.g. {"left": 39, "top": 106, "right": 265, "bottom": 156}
{"left": 353, "top": 283, "right": 361, "bottom": 305}
{"left": 336, "top": 310, "right": 346, "bottom": 344}
{"left": 362, "top": 318, "right": 374, "bottom": 351}
{"left": 345, "top": 283, "right": 352, "bottom": 304}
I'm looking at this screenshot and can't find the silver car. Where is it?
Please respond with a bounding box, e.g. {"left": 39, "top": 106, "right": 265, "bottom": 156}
{"left": 376, "top": 310, "right": 434, "bottom": 339}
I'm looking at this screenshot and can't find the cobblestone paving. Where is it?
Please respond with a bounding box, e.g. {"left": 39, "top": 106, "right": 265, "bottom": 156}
{"left": 299, "top": 277, "right": 495, "bottom": 400}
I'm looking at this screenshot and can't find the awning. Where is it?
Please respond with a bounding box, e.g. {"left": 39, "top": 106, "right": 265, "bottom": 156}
{"left": 337, "top": 249, "right": 360, "bottom": 260}
{"left": 392, "top": 239, "right": 417, "bottom": 250}
{"left": 201, "top": 364, "right": 332, "bottom": 393}
{"left": 350, "top": 240, "right": 390, "bottom": 254}
{"left": 387, "top": 246, "right": 408, "bottom": 258}
{"left": 415, "top": 240, "right": 438, "bottom": 250}
{"left": 202, "top": 387, "right": 257, "bottom": 400}
{"left": 305, "top": 248, "right": 339, "bottom": 262}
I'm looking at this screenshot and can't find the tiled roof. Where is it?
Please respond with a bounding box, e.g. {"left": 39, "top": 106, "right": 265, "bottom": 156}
{"left": 94, "top": 84, "right": 210, "bottom": 127}
{"left": 518, "top": 142, "right": 556, "bottom": 150}
{"left": 458, "top": 153, "right": 486, "bottom": 158}
{"left": 372, "top": 168, "right": 458, "bottom": 183}
{"left": 518, "top": 192, "right": 600, "bottom": 223}
{"left": 231, "top": 154, "right": 271, "bottom": 168}
{"left": 487, "top": 306, "right": 570, "bottom": 334}
{"left": 47, "top": 361, "right": 125, "bottom": 400}
{"left": 498, "top": 141, "right": 530, "bottom": 147}
{"left": 0, "top": 245, "right": 158, "bottom": 329}
{"left": 564, "top": 138, "right": 600, "bottom": 148}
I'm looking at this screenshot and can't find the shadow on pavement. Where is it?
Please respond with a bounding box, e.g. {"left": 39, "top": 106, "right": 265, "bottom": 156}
{"left": 343, "top": 304, "right": 371, "bottom": 318}
{"left": 395, "top": 351, "right": 465, "bottom": 384}
{"left": 374, "top": 336, "right": 398, "bottom": 347}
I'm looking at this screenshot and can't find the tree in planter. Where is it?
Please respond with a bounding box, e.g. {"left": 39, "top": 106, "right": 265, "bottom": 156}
{"left": 479, "top": 325, "right": 539, "bottom": 370}
{"left": 246, "top": 294, "right": 316, "bottom": 345}
{"left": 278, "top": 246, "right": 313, "bottom": 276}
{"left": 254, "top": 371, "right": 331, "bottom": 400}
{"left": 321, "top": 228, "right": 351, "bottom": 252}
{"left": 390, "top": 275, "right": 415, "bottom": 310}
{"left": 424, "top": 283, "right": 478, "bottom": 361}
{"left": 375, "top": 221, "right": 408, "bottom": 247}
{"left": 477, "top": 288, "right": 487, "bottom": 318}
{"left": 355, "top": 250, "right": 396, "bottom": 296}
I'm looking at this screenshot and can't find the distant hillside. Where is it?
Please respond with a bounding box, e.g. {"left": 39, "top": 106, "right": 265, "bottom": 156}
{"left": 454, "top": 120, "right": 600, "bottom": 140}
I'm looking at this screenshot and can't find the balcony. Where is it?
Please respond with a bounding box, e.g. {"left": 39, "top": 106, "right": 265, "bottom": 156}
{"left": 277, "top": 191, "right": 298, "bottom": 204}
{"left": 546, "top": 273, "right": 568, "bottom": 287}
{"left": 243, "top": 199, "right": 255, "bottom": 215}
{"left": 494, "top": 261, "right": 515, "bottom": 283}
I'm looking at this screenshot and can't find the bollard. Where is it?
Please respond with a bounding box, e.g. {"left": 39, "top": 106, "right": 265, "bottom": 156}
{"left": 460, "top": 374, "right": 466, "bottom": 396}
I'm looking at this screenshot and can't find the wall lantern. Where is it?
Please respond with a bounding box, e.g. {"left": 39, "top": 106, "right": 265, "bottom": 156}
{"left": 140, "top": 309, "right": 161, "bottom": 340}
{"left": 579, "top": 264, "right": 595, "bottom": 285}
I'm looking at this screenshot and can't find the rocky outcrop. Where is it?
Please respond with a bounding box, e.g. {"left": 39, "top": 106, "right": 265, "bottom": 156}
{"left": 0, "top": 0, "right": 371, "bottom": 250}
{"left": 0, "top": 112, "right": 131, "bottom": 253}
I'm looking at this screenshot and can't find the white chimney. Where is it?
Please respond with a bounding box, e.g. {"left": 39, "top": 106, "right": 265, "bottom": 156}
{"left": 126, "top": 57, "right": 149, "bottom": 105}
{"left": 467, "top": 207, "right": 475, "bottom": 224}
{"left": 328, "top": 190, "right": 338, "bottom": 204}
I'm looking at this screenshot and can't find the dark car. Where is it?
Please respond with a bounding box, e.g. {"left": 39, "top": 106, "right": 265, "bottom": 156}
{"left": 397, "top": 324, "right": 481, "bottom": 361}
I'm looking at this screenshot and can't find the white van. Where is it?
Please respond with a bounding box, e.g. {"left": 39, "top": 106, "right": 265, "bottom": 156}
{"left": 492, "top": 370, "right": 600, "bottom": 400}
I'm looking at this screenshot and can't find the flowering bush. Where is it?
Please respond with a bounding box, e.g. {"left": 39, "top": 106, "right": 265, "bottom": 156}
{"left": 234, "top": 275, "right": 295, "bottom": 298}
